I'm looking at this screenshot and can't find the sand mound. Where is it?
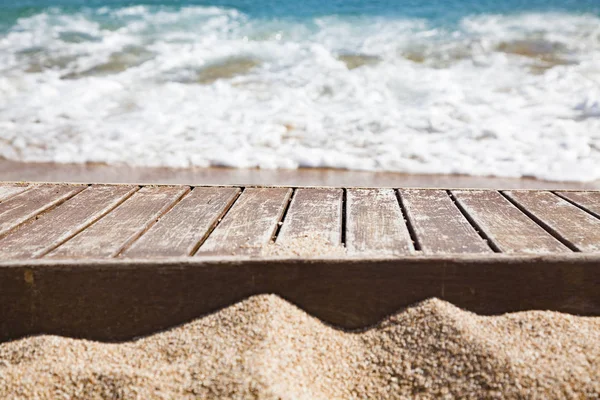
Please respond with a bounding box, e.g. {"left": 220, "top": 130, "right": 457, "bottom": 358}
{"left": 1, "top": 295, "right": 599, "bottom": 399}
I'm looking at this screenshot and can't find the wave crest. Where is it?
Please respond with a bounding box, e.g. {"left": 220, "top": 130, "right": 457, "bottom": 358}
{"left": 0, "top": 8, "right": 599, "bottom": 181}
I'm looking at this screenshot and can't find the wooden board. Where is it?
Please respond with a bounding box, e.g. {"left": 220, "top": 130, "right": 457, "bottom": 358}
{"left": 0, "top": 185, "right": 137, "bottom": 259}
{"left": 1, "top": 184, "right": 597, "bottom": 259}
{"left": 399, "top": 189, "right": 492, "bottom": 254}
{"left": 505, "top": 191, "right": 600, "bottom": 252}
{"left": 46, "top": 186, "right": 189, "bottom": 259}
{"left": 0, "top": 183, "right": 600, "bottom": 343}
{"left": 123, "top": 187, "right": 240, "bottom": 258}
{"left": 346, "top": 188, "right": 413, "bottom": 256}
{"left": 276, "top": 188, "right": 343, "bottom": 245}
{"left": 2, "top": 255, "right": 599, "bottom": 341}
{"left": 0, "top": 184, "right": 30, "bottom": 202}
{"left": 196, "top": 187, "right": 292, "bottom": 256}
{"left": 556, "top": 191, "right": 600, "bottom": 219}
{"left": 0, "top": 184, "right": 84, "bottom": 238}
{"left": 452, "top": 190, "right": 569, "bottom": 254}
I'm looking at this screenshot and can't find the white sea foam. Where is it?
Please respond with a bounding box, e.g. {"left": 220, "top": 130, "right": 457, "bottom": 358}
{"left": 0, "top": 7, "right": 599, "bottom": 181}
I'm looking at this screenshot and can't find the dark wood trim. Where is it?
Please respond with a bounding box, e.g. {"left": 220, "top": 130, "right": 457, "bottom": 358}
{"left": 2, "top": 255, "right": 599, "bottom": 342}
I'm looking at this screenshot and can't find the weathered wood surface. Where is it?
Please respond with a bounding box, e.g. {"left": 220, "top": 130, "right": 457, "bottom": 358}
{"left": 47, "top": 186, "right": 189, "bottom": 259}
{"left": 276, "top": 188, "right": 343, "bottom": 245}
{"left": 557, "top": 191, "right": 600, "bottom": 219}
{"left": 346, "top": 189, "right": 413, "bottom": 256}
{"left": 0, "top": 184, "right": 30, "bottom": 202}
{"left": 196, "top": 187, "right": 292, "bottom": 256}
{"left": 452, "top": 190, "right": 569, "bottom": 254}
{"left": 2, "top": 255, "right": 599, "bottom": 341}
{"left": 400, "top": 189, "right": 491, "bottom": 254}
{"left": 2, "top": 183, "right": 600, "bottom": 342}
{"left": 124, "top": 187, "right": 240, "bottom": 257}
{"left": 0, "top": 184, "right": 84, "bottom": 238}
{"left": 1, "top": 184, "right": 600, "bottom": 261}
{"left": 0, "top": 185, "right": 137, "bottom": 259}
{"left": 505, "top": 191, "right": 600, "bottom": 252}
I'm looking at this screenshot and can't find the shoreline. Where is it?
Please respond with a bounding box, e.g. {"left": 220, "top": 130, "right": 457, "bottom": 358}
{"left": 1, "top": 159, "right": 598, "bottom": 189}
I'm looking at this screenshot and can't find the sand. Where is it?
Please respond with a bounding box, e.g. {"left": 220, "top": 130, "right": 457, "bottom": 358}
{"left": 1, "top": 295, "right": 598, "bottom": 399}
{"left": 1, "top": 159, "right": 599, "bottom": 189}
{"left": 260, "top": 234, "right": 348, "bottom": 257}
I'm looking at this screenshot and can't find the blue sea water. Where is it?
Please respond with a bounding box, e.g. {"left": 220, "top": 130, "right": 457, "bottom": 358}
{"left": 0, "top": 0, "right": 599, "bottom": 180}
{"left": 1, "top": 0, "right": 599, "bottom": 25}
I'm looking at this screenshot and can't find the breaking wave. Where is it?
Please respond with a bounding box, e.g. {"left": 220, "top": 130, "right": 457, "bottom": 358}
{"left": 0, "top": 6, "right": 599, "bottom": 181}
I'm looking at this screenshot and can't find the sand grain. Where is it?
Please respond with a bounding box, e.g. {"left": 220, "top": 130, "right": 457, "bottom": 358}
{"left": 1, "top": 295, "right": 599, "bottom": 399}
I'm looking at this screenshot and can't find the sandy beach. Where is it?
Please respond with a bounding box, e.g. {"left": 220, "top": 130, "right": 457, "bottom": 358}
{"left": 1, "top": 159, "right": 599, "bottom": 189}
{"left": 1, "top": 294, "right": 599, "bottom": 399}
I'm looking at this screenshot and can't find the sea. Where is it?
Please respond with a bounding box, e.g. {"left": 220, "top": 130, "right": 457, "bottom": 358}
{"left": 1, "top": 0, "right": 599, "bottom": 181}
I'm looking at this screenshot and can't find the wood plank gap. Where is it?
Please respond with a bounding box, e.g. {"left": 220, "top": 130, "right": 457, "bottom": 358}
{"left": 447, "top": 190, "right": 501, "bottom": 253}
{"left": 341, "top": 188, "right": 347, "bottom": 248}
{"left": 0, "top": 186, "right": 85, "bottom": 241}
{"left": 114, "top": 187, "right": 190, "bottom": 257}
{"left": 34, "top": 186, "right": 141, "bottom": 259}
{"left": 272, "top": 188, "right": 296, "bottom": 243}
{"left": 500, "top": 191, "right": 579, "bottom": 253}
{"left": 0, "top": 185, "right": 32, "bottom": 203}
{"left": 395, "top": 189, "right": 421, "bottom": 252}
{"left": 195, "top": 187, "right": 292, "bottom": 256}
{"left": 553, "top": 191, "right": 600, "bottom": 220}
{"left": 188, "top": 187, "right": 244, "bottom": 256}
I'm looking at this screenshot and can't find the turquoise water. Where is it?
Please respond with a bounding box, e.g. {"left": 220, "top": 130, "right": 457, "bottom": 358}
{"left": 1, "top": 0, "right": 599, "bottom": 24}
{"left": 1, "top": 0, "right": 599, "bottom": 180}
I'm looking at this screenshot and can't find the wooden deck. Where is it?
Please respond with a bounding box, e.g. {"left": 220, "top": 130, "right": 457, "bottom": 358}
{"left": 1, "top": 182, "right": 600, "bottom": 341}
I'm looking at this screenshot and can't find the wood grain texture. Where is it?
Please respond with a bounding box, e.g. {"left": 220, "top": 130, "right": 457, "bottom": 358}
{"left": 3, "top": 256, "right": 599, "bottom": 341}
{"left": 452, "top": 190, "right": 569, "bottom": 254}
{"left": 46, "top": 186, "right": 189, "bottom": 259}
{"left": 505, "top": 191, "right": 600, "bottom": 252}
{"left": 346, "top": 188, "right": 413, "bottom": 256}
{"left": 0, "top": 184, "right": 30, "bottom": 202}
{"left": 0, "top": 184, "right": 84, "bottom": 238}
{"left": 1, "top": 183, "right": 598, "bottom": 261}
{"left": 276, "top": 188, "right": 343, "bottom": 245}
{"left": 557, "top": 191, "right": 600, "bottom": 219}
{"left": 0, "top": 185, "right": 137, "bottom": 259}
{"left": 400, "top": 189, "right": 492, "bottom": 254}
{"left": 124, "top": 187, "right": 241, "bottom": 258}
{"left": 196, "top": 187, "right": 292, "bottom": 256}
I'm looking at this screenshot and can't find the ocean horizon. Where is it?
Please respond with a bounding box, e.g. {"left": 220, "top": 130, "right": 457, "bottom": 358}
{"left": 1, "top": 0, "right": 599, "bottom": 181}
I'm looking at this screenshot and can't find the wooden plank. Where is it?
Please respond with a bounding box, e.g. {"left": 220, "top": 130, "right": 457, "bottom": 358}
{"left": 123, "top": 187, "right": 241, "bottom": 258}
{"left": 196, "top": 187, "right": 292, "bottom": 256}
{"left": 3, "top": 255, "right": 600, "bottom": 341}
{"left": 0, "top": 184, "right": 30, "bottom": 202}
{"left": 0, "top": 185, "right": 137, "bottom": 259}
{"left": 0, "top": 184, "right": 84, "bottom": 238}
{"left": 399, "top": 189, "right": 492, "bottom": 254}
{"left": 346, "top": 188, "right": 412, "bottom": 256}
{"left": 276, "top": 188, "right": 343, "bottom": 245}
{"left": 556, "top": 191, "right": 600, "bottom": 219}
{"left": 46, "top": 186, "right": 189, "bottom": 259}
{"left": 505, "top": 191, "right": 600, "bottom": 252}
{"left": 452, "top": 190, "right": 569, "bottom": 254}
